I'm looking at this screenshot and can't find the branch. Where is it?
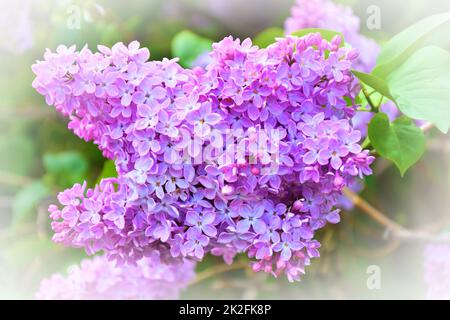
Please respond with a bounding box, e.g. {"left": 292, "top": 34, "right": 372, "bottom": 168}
{"left": 361, "top": 85, "right": 377, "bottom": 111}
{"left": 189, "top": 260, "right": 249, "bottom": 286}
{"left": 343, "top": 187, "right": 450, "bottom": 243}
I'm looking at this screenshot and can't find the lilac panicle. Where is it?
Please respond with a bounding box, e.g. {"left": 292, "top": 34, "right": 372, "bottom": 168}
{"left": 32, "top": 34, "right": 374, "bottom": 282}
{"left": 36, "top": 254, "right": 195, "bottom": 299}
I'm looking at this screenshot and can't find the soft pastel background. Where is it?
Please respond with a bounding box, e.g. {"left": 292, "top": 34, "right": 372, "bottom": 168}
{"left": 0, "top": 0, "right": 449, "bottom": 299}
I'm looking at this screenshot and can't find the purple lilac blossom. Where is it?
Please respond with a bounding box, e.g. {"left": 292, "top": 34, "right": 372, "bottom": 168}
{"left": 284, "top": 0, "right": 379, "bottom": 72}
{"left": 32, "top": 34, "right": 374, "bottom": 282}
{"left": 36, "top": 254, "right": 195, "bottom": 299}
{"left": 285, "top": 0, "right": 401, "bottom": 137}
{"left": 424, "top": 244, "right": 450, "bottom": 299}
{"left": 192, "top": 51, "right": 213, "bottom": 68}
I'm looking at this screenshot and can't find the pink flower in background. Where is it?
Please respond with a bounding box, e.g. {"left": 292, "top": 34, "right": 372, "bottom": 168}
{"left": 36, "top": 255, "right": 195, "bottom": 300}
{"left": 285, "top": 0, "right": 379, "bottom": 72}
{"left": 424, "top": 244, "right": 450, "bottom": 299}
{"left": 0, "top": 0, "right": 34, "bottom": 54}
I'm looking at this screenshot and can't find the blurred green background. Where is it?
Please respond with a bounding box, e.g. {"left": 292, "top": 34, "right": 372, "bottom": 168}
{"left": 0, "top": 0, "right": 449, "bottom": 299}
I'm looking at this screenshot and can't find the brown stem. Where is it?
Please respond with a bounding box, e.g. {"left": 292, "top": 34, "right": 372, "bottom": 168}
{"left": 420, "top": 122, "right": 435, "bottom": 133}
{"left": 189, "top": 260, "right": 249, "bottom": 286}
{"left": 361, "top": 85, "right": 376, "bottom": 111}
{"left": 343, "top": 187, "right": 450, "bottom": 243}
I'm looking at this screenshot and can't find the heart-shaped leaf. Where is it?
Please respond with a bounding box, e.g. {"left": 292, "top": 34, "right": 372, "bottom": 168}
{"left": 386, "top": 46, "right": 450, "bottom": 133}
{"left": 368, "top": 113, "right": 425, "bottom": 176}
{"left": 373, "top": 11, "right": 450, "bottom": 78}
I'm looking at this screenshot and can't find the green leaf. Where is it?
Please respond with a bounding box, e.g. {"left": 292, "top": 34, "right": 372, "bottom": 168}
{"left": 43, "top": 151, "right": 89, "bottom": 188}
{"left": 96, "top": 160, "right": 117, "bottom": 184}
{"left": 352, "top": 70, "right": 395, "bottom": 102}
{"left": 386, "top": 46, "right": 450, "bottom": 133}
{"left": 253, "top": 27, "right": 284, "bottom": 48}
{"left": 292, "top": 28, "right": 344, "bottom": 46}
{"left": 373, "top": 12, "right": 450, "bottom": 78}
{"left": 171, "top": 30, "right": 213, "bottom": 68}
{"left": 368, "top": 113, "right": 426, "bottom": 176}
{"left": 12, "top": 180, "right": 50, "bottom": 228}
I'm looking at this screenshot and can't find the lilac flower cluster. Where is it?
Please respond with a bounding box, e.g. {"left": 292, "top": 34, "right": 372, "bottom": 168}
{"left": 424, "top": 244, "right": 450, "bottom": 299}
{"left": 36, "top": 254, "right": 195, "bottom": 299}
{"left": 32, "top": 34, "right": 374, "bottom": 281}
{"left": 284, "top": 0, "right": 379, "bottom": 72}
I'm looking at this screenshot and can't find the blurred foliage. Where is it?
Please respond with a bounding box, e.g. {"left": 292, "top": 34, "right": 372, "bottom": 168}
{"left": 12, "top": 181, "right": 51, "bottom": 229}
{"left": 95, "top": 160, "right": 118, "bottom": 186}
{"left": 253, "top": 27, "right": 284, "bottom": 48}
{"left": 0, "top": 0, "right": 449, "bottom": 299}
{"left": 171, "top": 30, "right": 213, "bottom": 67}
{"left": 43, "top": 151, "right": 89, "bottom": 188}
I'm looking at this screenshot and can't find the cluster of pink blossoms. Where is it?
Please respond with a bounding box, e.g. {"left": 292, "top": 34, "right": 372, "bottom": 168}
{"left": 36, "top": 254, "right": 195, "bottom": 299}
{"left": 32, "top": 33, "right": 374, "bottom": 281}
{"left": 0, "top": 0, "right": 34, "bottom": 54}
{"left": 284, "top": 0, "right": 403, "bottom": 139}
{"left": 424, "top": 244, "right": 450, "bottom": 299}
{"left": 284, "top": 0, "right": 379, "bottom": 72}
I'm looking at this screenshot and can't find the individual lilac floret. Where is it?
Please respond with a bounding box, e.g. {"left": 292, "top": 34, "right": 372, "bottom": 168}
{"left": 32, "top": 35, "right": 374, "bottom": 282}
{"left": 284, "top": 0, "right": 379, "bottom": 72}
{"left": 36, "top": 254, "right": 195, "bottom": 300}
{"left": 424, "top": 244, "right": 450, "bottom": 299}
